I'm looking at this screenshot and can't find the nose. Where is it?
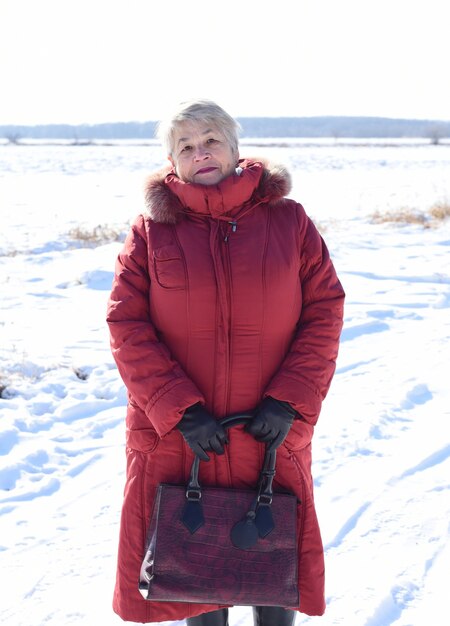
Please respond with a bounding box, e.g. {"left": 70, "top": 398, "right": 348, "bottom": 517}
{"left": 193, "top": 145, "right": 210, "bottom": 161}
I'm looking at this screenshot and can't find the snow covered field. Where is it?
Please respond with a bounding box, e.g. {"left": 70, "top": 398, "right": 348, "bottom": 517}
{"left": 1, "top": 140, "right": 449, "bottom": 626}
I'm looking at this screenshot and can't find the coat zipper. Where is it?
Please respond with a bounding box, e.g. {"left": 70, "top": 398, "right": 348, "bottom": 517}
{"left": 210, "top": 218, "right": 239, "bottom": 417}
{"left": 221, "top": 226, "right": 234, "bottom": 417}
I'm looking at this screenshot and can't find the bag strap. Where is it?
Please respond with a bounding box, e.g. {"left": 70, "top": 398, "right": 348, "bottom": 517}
{"left": 181, "top": 413, "right": 277, "bottom": 549}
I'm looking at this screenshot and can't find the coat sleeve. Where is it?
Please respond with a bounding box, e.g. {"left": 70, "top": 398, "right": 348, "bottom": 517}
{"left": 264, "top": 204, "right": 345, "bottom": 425}
{"left": 106, "top": 216, "right": 204, "bottom": 437}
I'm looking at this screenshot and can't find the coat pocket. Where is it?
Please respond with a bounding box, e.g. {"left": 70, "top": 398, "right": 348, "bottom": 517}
{"left": 284, "top": 419, "right": 314, "bottom": 451}
{"left": 126, "top": 427, "right": 159, "bottom": 454}
{"left": 153, "top": 245, "right": 186, "bottom": 289}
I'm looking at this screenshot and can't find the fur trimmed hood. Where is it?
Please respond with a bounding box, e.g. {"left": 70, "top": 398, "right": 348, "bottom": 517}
{"left": 144, "top": 158, "right": 292, "bottom": 224}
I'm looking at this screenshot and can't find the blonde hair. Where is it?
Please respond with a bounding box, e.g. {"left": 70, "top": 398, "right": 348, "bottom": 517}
{"left": 156, "top": 99, "right": 241, "bottom": 156}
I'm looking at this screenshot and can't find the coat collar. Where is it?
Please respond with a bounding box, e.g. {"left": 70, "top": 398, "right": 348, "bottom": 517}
{"left": 144, "top": 158, "right": 292, "bottom": 224}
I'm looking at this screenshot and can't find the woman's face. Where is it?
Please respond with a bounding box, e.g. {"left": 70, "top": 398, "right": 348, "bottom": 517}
{"left": 168, "top": 120, "right": 238, "bottom": 185}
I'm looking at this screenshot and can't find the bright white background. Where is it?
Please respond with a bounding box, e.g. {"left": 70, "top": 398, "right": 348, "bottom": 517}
{"left": 1, "top": 0, "right": 449, "bottom": 124}
{"left": 1, "top": 1, "right": 450, "bottom": 623}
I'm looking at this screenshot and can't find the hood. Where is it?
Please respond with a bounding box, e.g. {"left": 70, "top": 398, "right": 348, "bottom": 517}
{"left": 143, "top": 158, "right": 292, "bottom": 225}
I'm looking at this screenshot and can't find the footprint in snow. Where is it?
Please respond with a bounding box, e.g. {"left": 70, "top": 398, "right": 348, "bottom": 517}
{"left": 400, "top": 383, "right": 433, "bottom": 409}
{"left": 433, "top": 291, "right": 450, "bottom": 308}
{"left": 0, "top": 449, "right": 56, "bottom": 491}
{"left": 0, "top": 477, "right": 60, "bottom": 504}
{"left": 336, "top": 357, "right": 378, "bottom": 375}
{"left": 325, "top": 501, "right": 372, "bottom": 551}
{"left": 364, "top": 582, "right": 419, "bottom": 626}
{"left": 393, "top": 444, "right": 450, "bottom": 483}
{"left": 369, "top": 383, "right": 433, "bottom": 441}
{"left": 367, "top": 308, "right": 423, "bottom": 321}
{"left": 0, "top": 428, "right": 19, "bottom": 455}
{"left": 340, "top": 320, "right": 390, "bottom": 342}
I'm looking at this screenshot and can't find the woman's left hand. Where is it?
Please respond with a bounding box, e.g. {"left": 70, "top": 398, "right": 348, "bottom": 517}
{"left": 245, "top": 396, "right": 298, "bottom": 451}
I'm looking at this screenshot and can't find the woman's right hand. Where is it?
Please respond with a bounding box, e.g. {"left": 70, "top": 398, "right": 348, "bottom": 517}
{"left": 176, "top": 403, "right": 228, "bottom": 461}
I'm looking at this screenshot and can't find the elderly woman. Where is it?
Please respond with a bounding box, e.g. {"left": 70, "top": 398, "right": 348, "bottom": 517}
{"left": 107, "top": 100, "right": 345, "bottom": 625}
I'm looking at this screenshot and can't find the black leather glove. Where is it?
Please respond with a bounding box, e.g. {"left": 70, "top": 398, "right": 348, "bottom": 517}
{"left": 246, "top": 396, "right": 297, "bottom": 451}
{"left": 177, "top": 403, "right": 228, "bottom": 461}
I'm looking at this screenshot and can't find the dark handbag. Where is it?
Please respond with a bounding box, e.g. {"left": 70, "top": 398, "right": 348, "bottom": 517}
{"left": 139, "top": 414, "right": 299, "bottom": 607}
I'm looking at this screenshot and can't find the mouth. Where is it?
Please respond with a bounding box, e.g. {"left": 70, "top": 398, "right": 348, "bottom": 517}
{"left": 195, "top": 167, "right": 218, "bottom": 175}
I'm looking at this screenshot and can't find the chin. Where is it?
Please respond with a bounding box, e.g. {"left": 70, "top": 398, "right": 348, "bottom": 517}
{"left": 193, "top": 175, "right": 223, "bottom": 186}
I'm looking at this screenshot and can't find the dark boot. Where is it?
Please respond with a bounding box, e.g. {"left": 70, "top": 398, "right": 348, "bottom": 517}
{"left": 253, "top": 606, "right": 296, "bottom": 626}
{"left": 186, "top": 608, "right": 229, "bottom": 626}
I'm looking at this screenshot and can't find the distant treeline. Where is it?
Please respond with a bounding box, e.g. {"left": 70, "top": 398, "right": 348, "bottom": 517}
{"left": 2, "top": 116, "right": 450, "bottom": 142}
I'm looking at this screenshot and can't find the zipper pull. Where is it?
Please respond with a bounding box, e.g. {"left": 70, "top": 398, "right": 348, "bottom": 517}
{"left": 224, "top": 221, "right": 237, "bottom": 242}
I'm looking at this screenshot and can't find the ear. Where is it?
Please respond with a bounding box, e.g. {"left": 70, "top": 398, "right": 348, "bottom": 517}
{"left": 168, "top": 155, "right": 175, "bottom": 168}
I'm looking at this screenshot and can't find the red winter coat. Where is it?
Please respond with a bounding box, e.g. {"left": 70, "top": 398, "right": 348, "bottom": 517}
{"left": 107, "top": 159, "right": 345, "bottom": 623}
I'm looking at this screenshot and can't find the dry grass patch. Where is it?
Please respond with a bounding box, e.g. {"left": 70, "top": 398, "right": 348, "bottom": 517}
{"left": 371, "top": 208, "right": 429, "bottom": 226}
{"left": 371, "top": 201, "right": 450, "bottom": 228}
{"left": 429, "top": 202, "right": 450, "bottom": 221}
{"left": 67, "top": 223, "right": 127, "bottom": 246}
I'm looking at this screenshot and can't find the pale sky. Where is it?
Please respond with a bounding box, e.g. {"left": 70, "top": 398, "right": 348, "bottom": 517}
{"left": 1, "top": 0, "right": 449, "bottom": 125}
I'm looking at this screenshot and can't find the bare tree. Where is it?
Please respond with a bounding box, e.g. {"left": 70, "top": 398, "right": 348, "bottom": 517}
{"left": 428, "top": 124, "right": 447, "bottom": 145}
{"left": 5, "top": 132, "right": 21, "bottom": 145}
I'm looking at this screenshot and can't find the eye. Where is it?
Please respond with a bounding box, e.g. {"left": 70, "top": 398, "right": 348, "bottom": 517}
{"left": 180, "top": 145, "right": 192, "bottom": 153}
{"left": 206, "top": 137, "right": 218, "bottom": 145}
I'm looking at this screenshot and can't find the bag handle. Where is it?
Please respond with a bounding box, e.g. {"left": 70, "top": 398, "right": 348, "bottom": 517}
{"left": 181, "top": 412, "right": 277, "bottom": 549}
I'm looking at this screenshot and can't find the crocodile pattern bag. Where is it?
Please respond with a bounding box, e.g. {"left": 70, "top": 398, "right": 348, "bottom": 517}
{"left": 139, "top": 414, "right": 299, "bottom": 607}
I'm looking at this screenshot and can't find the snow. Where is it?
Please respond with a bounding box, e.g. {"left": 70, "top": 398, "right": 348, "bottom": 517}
{"left": 1, "top": 141, "right": 449, "bottom": 626}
